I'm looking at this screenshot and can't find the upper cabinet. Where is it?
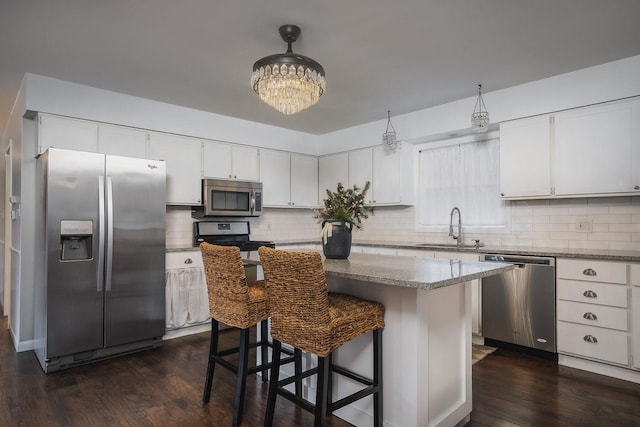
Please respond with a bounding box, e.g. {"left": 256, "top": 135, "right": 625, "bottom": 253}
{"left": 260, "top": 149, "right": 318, "bottom": 208}
{"left": 38, "top": 114, "right": 99, "bottom": 153}
{"left": 499, "top": 97, "right": 640, "bottom": 199}
{"left": 318, "top": 152, "right": 349, "bottom": 199}
{"left": 98, "top": 124, "right": 147, "bottom": 158}
{"left": 554, "top": 98, "right": 640, "bottom": 196}
{"left": 148, "top": 132, "right": 202, "bottom": 205}
{"left": 499, "top": 115, "right": 552, "bottom": 198}
{"left": 202, "top": 140, "right": 259, "bottom": 181}
{"left": 326, "top": 142, "right": 413, "bottom": 206}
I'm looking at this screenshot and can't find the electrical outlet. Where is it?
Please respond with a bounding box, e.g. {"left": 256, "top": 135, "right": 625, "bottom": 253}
{"left": 577, "top": 220, "right": 592, "bottom": 233}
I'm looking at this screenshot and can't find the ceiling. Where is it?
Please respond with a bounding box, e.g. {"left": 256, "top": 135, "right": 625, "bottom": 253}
{"left": 1, "top": 1, "right": 640, "bottom": 137}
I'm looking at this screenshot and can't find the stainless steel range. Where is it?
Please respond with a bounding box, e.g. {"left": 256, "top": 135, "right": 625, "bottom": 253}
{"left": 194, "top": 220, "right": 275, "bottom": 252}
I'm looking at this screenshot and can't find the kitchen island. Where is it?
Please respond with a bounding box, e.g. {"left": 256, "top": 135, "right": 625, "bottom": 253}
{"left": 267, "top": 252, "right": 513, "bottom": 427}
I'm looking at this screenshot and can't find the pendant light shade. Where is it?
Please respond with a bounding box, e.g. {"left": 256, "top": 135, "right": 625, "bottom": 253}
{"left": 471, "top": 84, "right": 489, "bottom": 133}
{"left": 382, "top": 110, "right": 397, "bottom": 149}
{"left": 251, "top": 25, "right": 326, "bottom": 115}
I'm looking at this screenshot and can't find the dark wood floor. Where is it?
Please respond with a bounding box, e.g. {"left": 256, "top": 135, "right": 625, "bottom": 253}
{"left": 1, "top": 315, "right": 639, "bottom": 426}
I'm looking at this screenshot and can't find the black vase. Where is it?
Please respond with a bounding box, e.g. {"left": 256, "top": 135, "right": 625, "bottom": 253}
{"left": 321, "top": 220, "right": 353, "bottom": 259}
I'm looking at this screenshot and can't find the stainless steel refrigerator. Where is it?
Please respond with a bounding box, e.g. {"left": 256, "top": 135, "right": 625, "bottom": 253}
{"left": 34, "top": 148, "right": 166, "bottom": 372}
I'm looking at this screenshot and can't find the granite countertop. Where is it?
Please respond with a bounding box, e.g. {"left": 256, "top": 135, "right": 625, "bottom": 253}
{"left": 275, "top": 240, "right": 640, "bottom": 262}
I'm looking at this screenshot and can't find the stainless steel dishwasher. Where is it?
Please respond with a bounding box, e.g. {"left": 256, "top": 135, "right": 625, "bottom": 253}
{"left": 481, "top": 254, "right": 556, "bottom": 353}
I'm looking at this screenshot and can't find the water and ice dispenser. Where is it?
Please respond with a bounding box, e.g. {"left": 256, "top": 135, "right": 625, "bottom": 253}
{"left": 60, "top": 220, "right": 93, "bottom": 261}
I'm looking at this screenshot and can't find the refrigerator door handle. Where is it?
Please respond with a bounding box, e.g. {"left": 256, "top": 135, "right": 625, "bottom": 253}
{"left": 98, "top": 176, "right": 105, "bottom": 292}
{"left": 105, "top": 176, "right": 114, "bottom": 292}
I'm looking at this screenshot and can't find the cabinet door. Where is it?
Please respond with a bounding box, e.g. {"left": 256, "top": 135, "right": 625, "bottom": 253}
{"left": 372, "top": 145, "right": 401, "bottom": 204}
{"left": 148, "top": 133, "right": 202, "bottom": 205}
{"left": 260, "top": 149, "right": 291, "bottom": 206}
{"left": 98, "top": 124, "right": 147, "bottom": 158}
{"left": 232, "top": 145, "right": 260, "bottom": 181}
{"left": 319, "top": 152, "right": 349, "bottom": 203}
{"left": 38, "top": 114, "right": 98, "bottom": 153}
{"left": 349, "top": 148, "right": 373, "bottom": 203}
{"left": 202, "top": 140, "right": 232, "bottom": 179}
{"left": 555, "top": 99, "right": 640, "bottom": 196}
{"left": 290, "top": 153, "right": 318, "bottom": 207}
{"left": 499, "top": 115, "right": 552, "bottom": 198}
{"left": 633, "top": 287, "right": 640, "bottom": 369}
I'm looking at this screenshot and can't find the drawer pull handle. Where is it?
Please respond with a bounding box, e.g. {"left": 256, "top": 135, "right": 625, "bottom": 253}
{"left": 582, "top": 268, "right": 597, "bottom": 276}
{"left": 583, "top": 312, "right": 597, "bottom": 320}
{"left": 583, "top": 290, "right": 597, "bottom": 298}
{"left": 184, "top": 258, "right": 193, "bottom": 264}
{"left": 583, "top": 335, "right": 598, "bottom": 344}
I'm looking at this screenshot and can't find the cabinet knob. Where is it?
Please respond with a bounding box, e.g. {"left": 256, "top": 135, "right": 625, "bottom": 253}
{"left": 500, "top": 192, "right": 505, "bottom": 197}
{"left": 583, "top": 312, "right": 597, "bottom": 321}
{"left": 635, "top": 185, "right": 639, "bottom": 190}
{"left": 583, "top": 290, "right": 597, "bottom": 298}
{"left": 583, "top": 335, "right": 598, "bottom": 344}
{"left": 582, "top": 268, "right": 597, "bottom": 276}
{"left": 184, "top": 258, "right": 193, "bottom": 264}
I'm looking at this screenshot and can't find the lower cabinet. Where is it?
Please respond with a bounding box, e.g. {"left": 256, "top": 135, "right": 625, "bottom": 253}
{"left": 556, "top": 258, "right": 634, "bottom": 370}
{"left": 632, "top": 265, "right": 640, "bottom": 370}
{"left": 165, "top": 250, "right": 210, "bottom": 331}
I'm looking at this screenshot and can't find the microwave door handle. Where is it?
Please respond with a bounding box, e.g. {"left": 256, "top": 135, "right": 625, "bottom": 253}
{"left": 250, "top": 190, "right": 255, "bottom": 214}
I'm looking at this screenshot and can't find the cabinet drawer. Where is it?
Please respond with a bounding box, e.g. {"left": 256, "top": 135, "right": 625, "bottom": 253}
{"left": 557, "top": 259, "right": 627, "bottom": 284}
{"left": 557, "top": 321, "right": 629, "bottom": 366}
{"left": 166, "top": 251, "right": 203, "bottom": 269}
{"left": 557, "top": 300, "right": 628, "bottom": 331}
{"left": 557, "top": 279, "right": 628, "bottom": 308}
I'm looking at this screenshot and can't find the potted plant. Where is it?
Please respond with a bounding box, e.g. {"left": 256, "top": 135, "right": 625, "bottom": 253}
{"left": 314, "top": 181, "right": 374, "bottom": 259}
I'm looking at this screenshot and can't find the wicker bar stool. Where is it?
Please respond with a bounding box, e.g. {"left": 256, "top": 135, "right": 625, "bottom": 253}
{"left": 200, "top": 243, "right": 299, "bottom": 427}
{"left": 258, "top": 246, "right": 385, "bottom": 427}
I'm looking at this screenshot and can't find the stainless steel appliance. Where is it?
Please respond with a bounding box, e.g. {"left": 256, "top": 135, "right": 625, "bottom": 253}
{"left": 195, "top": 178, "right": 263, "bottom": 217}
{"left": 194, "top": 220, "right": 275, "bottom": 252}
{"left": 481, "top": 254, "right": 556, "bottom": 353}
{"left": 34, "top": 148, "right": 166, "bottom": 372}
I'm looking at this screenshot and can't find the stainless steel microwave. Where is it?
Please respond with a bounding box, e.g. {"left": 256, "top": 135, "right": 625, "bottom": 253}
{"left": 199, "top": 178, "right": 263, "bottom": 217}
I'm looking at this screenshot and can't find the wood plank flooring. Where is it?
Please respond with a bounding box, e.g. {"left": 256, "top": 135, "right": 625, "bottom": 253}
{"left": 1, "top": 314, "right": 639, "bottom": 426}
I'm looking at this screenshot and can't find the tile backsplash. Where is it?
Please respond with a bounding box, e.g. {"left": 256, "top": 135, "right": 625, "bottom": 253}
{"left": 166, "top": 196, "right": 640, "bottom": 251}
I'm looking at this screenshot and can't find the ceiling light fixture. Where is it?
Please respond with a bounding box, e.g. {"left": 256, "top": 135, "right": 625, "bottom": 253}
{"left": 251, "top": 25, "right": 326, "bottom": 115}
{"left": 471, "top": 84, "right": 489, "bottom": 133}
{"left": 382, "top": 110, "right": 397, "bottom": 149}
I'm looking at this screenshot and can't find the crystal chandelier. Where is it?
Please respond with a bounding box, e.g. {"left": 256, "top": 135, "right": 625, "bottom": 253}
{"left": 251, "top": 25, "right": 326, "bottom": 115}
{"left": 382, "top": 110, "right": 397, "bottom": 149}
{"left": 471, "top": 84, "right": 489, "bottom": 133}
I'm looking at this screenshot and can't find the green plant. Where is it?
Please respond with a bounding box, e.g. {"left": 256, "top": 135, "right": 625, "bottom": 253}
{"left": 314, "top": 181, "right": 374, "bottom": 230}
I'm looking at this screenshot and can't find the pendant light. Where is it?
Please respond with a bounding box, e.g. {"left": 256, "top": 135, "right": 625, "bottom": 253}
{"left": 251, "top": 25, "right": 326, "bottom": 115}
{"left": 471, "top": 84, "right": 489, "bottom": 133}
{"left": 382, "top": 110, "right": 397, "bottom": 149}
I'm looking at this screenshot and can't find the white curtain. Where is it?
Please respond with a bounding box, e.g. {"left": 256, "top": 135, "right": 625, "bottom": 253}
{"left": 165, "top": 267, "right": 210, "bottom": 329}
{"left": 418, "top": 138, "right": 505, "bottom": 228}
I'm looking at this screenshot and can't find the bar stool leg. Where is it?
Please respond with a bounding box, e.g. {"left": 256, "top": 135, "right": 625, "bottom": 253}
{"left": 294, "top": 348, "right": 303, "bottom": 398}
{"left": 373, "top": 328, "right": 383, "bottom": 427}
{"left": 203, "top": 318, "right": 219, "bottom": 403}
{"left": 233, "top": 328, "right": 250, "bottom": 427}
{"left": 315, "top": 355, "right": 329, "bottom": 427}
{"left": 327, "top": 353, "right": 333, "bottom": 414}
{"left": 264, "top": 339, "right": 282, "bottom": 427}
{"left": 260, "top": 320, "right": 269, "bottom": 382}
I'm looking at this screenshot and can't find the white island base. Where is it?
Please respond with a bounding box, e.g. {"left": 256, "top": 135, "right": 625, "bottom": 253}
{"left": 326, "top": 276, "right": 472, "bottom": 427}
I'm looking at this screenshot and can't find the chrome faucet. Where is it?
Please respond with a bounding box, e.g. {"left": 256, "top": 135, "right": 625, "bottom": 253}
{"left": 449, "top": 207, "right": 462, "bottom": 247}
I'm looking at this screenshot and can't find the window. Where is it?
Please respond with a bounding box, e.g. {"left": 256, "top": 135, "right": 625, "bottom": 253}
{"left": 417, "top": 136, "right": 506, "bottom": 230}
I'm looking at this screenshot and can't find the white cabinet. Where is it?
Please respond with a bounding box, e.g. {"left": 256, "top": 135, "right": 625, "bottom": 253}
{"left": 202, "top": 140, "right": 259, "bottom": 181}
{"left": 554, "top": 98, "right": 640, "bottom": 196}
{"left": 499, "top": 115, "right": 552, "bottom": 198}
{"left": 337, "top": 142, "right": 413, "bottom": 206}
{"left": 260, "top": 149, "right": 318, "bottom": 208}
{"left": 38, "top": 114, "right": 98, "bottom": 153}
{"left": 318, "top": 152, "right": 349, "bottom": 202}
{"left": 165, "top": 251, "right": 210, "bottom": 331}
{"left": 556, "top": 258, "right": 629, "bottom": 367}
{"left": 149, "top": 132, "right": 202, "bottom": 205}
{"left": 499, "top": 97, "right": 640, "bottom": 199}
{"left": 98, "top": 124, "right": 147, "bottom": 158}
{"left": 290, "top": 153, "right": 318, "bottom": 207}
{"left": 632, "top": 264, "right": 640, "bottom": 370}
